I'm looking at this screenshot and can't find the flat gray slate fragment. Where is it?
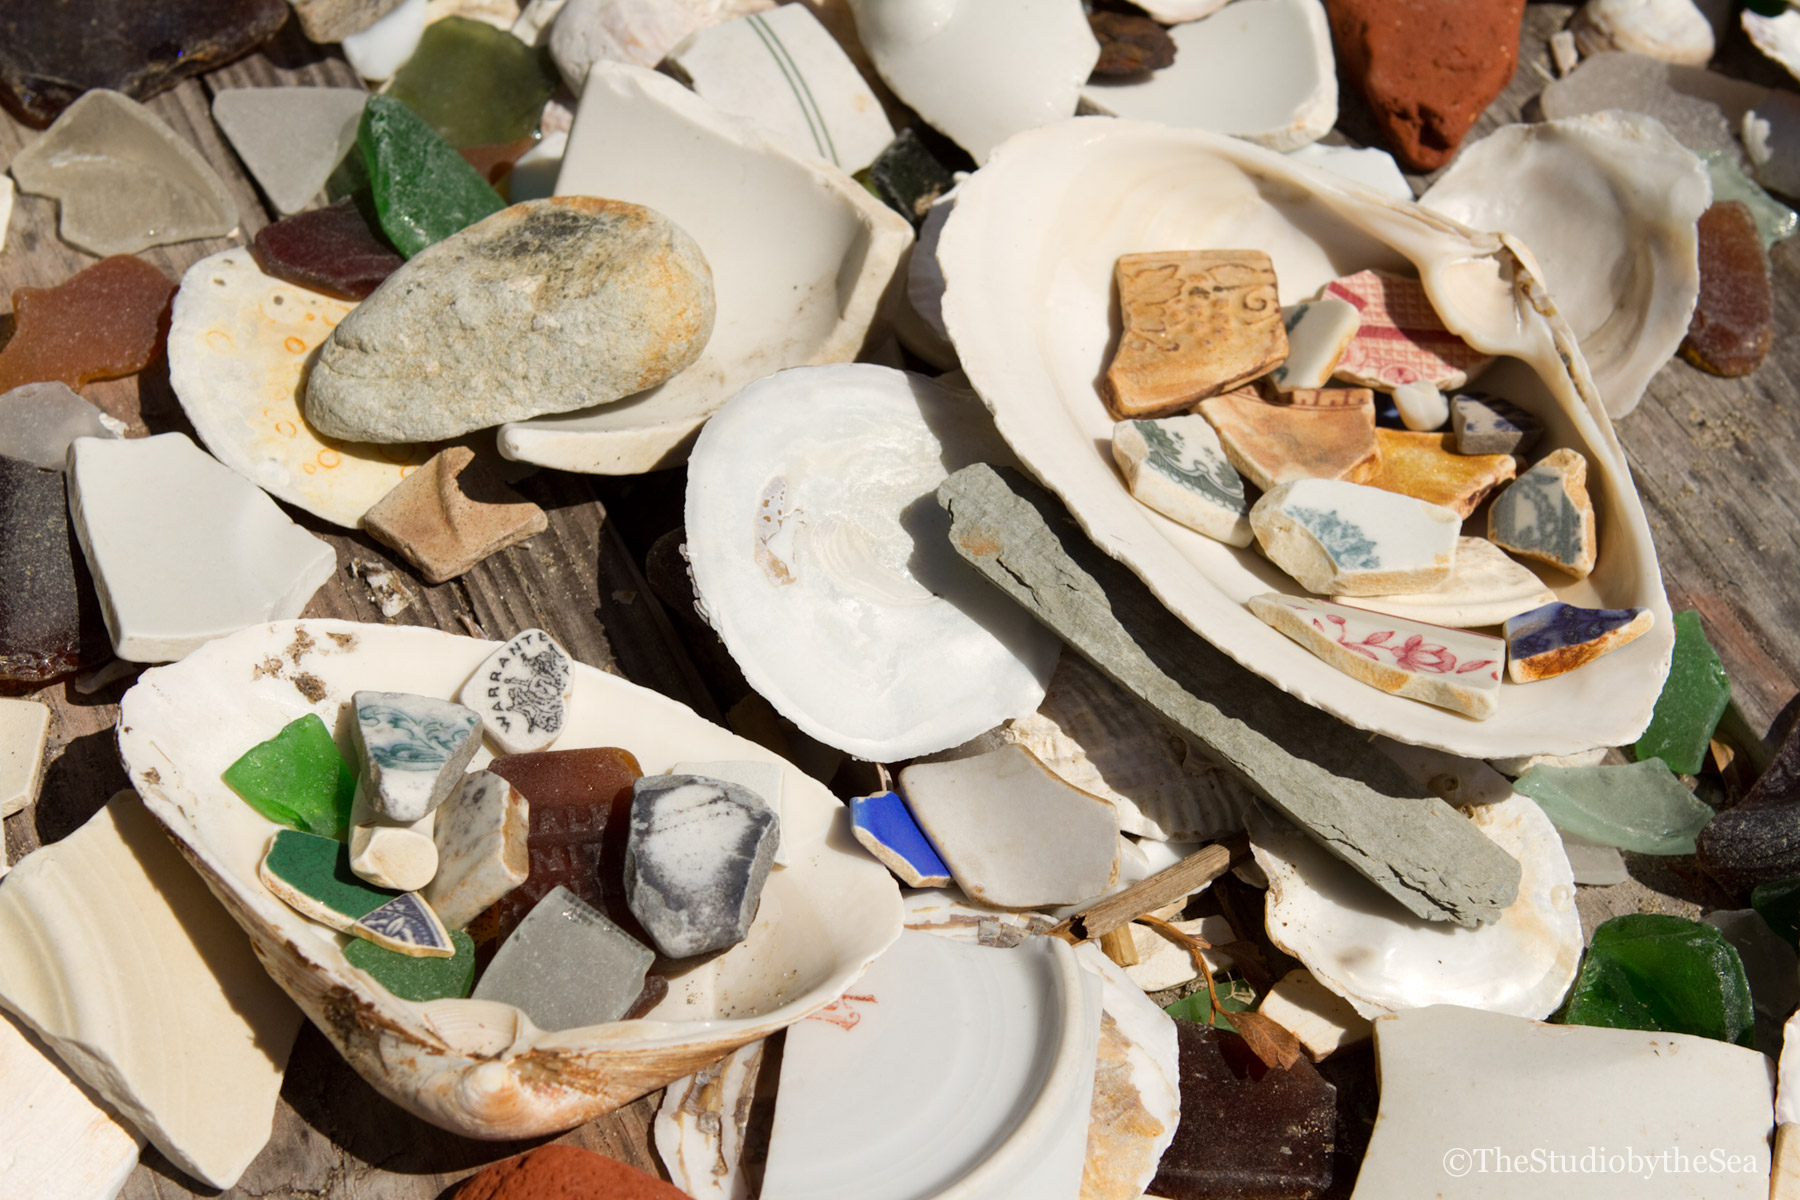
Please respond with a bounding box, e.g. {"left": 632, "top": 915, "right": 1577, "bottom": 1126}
{"left": 626, "top": 774, "right": 779, "bottom": 958}
{"left": 935, "top": 463, "right": 1521, "bottom": 928}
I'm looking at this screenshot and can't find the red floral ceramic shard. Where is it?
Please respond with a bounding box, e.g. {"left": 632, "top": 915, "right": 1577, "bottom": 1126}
{"left": 1682, "top": 200, "right": 1772, "bottom": 377}
{"left": 1323, "top": 269, "right": 1491, "bottom": 392}
{"left": 0, "top": 256, "right": 175, "bottom": 394}
{"left": 251, "top": 198, "right": 406, "bottom": 303}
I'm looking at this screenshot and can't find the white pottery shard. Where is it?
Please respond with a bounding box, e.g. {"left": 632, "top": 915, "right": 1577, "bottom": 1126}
{"left": 1112, "top": 416, "right": 1253, "bottom": 548}
{"left": 0, "top": 698, "right": 49, "bottom": 820}
{"left": 1250, "top": 478, "right": 1460, "bottom": 597}
{"left": 1072, "top": 944, "right": 1180, "bottom": 1200}
{"left": 0, "top": 1011, "right": 144, "bottom": 1200}
{"left": 654, "top": 1038, "right": 765, "bottom": 1199}
{"left": 1744, "top": 8, "right": 1800, "bottom": 85}
{"left": 1573, "top": 0, "right": 1716, "bottom": 65}
{"left": 502, "top": 63, "right": 911, "bottom": 474}
{"left": 1333, "top": 537, "right": 1558, "bottom": 629}
{"left": 549, "top": 0, "right": 773, "bottom": 92}
{"left": 1257, "top": 968, "right": 1372, "bottom": 1060}
{"left": 342, "top": 0, "right": 428, "bottom": 80}
{"left": 0, "top": 793, "right": 303, "bottom": 1190}
{"left": 459, "top": 628, "right": 574, "bottom": 755}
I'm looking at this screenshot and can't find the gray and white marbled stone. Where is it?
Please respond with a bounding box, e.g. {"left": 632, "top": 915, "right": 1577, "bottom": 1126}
{"left": 625, "top": 774, "right": 779, "bottom": 958}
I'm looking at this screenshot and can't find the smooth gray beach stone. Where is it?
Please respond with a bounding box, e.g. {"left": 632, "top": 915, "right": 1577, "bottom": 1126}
{"left": 304, "top": 196, "right": 715, "bottom": 443}
{"left": 625, "top": 774, "right": 779, "bottom": 958}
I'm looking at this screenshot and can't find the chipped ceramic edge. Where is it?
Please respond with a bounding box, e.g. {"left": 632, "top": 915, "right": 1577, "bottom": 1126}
{"left": 936, "top": 118, "right": 1673, "bottom": 758}
{"left": 495, "top": 63, "right": 913, "bottom": 475}
{"left": 118, "top": 619, "right": 902, "bottom": 1140}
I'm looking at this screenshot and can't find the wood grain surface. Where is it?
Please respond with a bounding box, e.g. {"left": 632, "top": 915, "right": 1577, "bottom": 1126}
{"left": 0, "top": 3, "right": 1794, "bottom": 1197}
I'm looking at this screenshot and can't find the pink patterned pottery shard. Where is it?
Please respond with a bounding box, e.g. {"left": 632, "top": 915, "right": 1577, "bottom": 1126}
{"left": 1324, "top": 269, "right": 1493, "bottom": 391}
{"left": 1247, "top": 593, "right": 1505, "bottom": 720}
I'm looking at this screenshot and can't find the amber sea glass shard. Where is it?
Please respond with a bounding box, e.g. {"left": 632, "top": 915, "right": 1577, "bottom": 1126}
{"left": 0, "top": 256, "right": 175, "bottom": 395}
{"left": 1682, "top": 200, "right": 1773, "bottom": 377}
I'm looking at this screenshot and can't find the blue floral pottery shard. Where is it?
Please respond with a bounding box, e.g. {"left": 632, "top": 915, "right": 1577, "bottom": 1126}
{"left": 351, "top": 890, "right": 455, "bottom": 957}
{"left": 849, "top": 791, "right": 951, "bottom": 888}
{"left": 1450, "top": 392, "right": 1543, "bottom": 456}
{"left": 351, "top": 690, "right": 482, "bottom": 823}
{"left": 1111, "top": 416, "right": 1253, "bottom": 548}
{"left": 1487, "top": 449, "right": 1597, "bottom": 580}
{"left": 1504, "top": 601, "right": 1654, "bottom": 683}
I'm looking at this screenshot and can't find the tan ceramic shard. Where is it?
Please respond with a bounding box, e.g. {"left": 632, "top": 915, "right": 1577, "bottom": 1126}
{"left": 362, "top": 447, "right": 548, "bottom": 583}
{"left": 1334, "top": 536, "right": 1556, "bottom": 629}
{"left": 0, "top": 792, "right": 303, "bottom": 1189}
{"left": 1367, "top": 429, "right": 1517, "bottom": 518}
{"left": 1104, "top": 251, "right": 1287, "bottom": 419}
{"left": 1197, "top": 386, "right": 1379, "bottom": 491}
{"left": 117, "top": 619, "right": 902, "bottom": 1140}
{"left": 936, "top": 119, "right": 1673, "bottom": 756}
{"left": 348, "top": 787, "right": 439, "bottom": 891}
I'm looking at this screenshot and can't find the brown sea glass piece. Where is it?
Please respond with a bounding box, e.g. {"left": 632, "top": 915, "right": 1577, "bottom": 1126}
{"left": 621, "top": 973, "right": 669, "bottom": 1020}
{"left": 0, "top": 256, "right": 175, "bottom": 394}
{"left": 1682, "top": 200, "right": 1772, "bottom": 377}
{"left": 0, "top": 0, "right": 289, "bottom": 128}
{"left": 472, "top": 747, "right": 644, "bottom": 946}
{"left": 458, "top": 137, "right": 538, "bottom": 193}
{"left": 0, "top": 455, "right": 108, "bottom": 682}
{"left": 1147, "top": 1020, "right": 1338, "bottom": 1200}
{"left": 251, "top": 198, "right": 406, "bottom": 303}
{"left": 1089, "top": 12, "right": 1176, "bottom": 76}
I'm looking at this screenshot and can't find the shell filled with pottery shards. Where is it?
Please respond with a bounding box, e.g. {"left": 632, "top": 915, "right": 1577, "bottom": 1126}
{"left": 117, "top": 619, "right": 903, "bottom": 1139}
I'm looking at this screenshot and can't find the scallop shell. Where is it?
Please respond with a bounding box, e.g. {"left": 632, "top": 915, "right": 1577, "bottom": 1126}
{"left": 116, "top": 620, "right": 902, "bottom": 1140}
{"left": 1251, "top": 793, "right": 1582, "bottom": 1021}
{"left": 1419, "top": 111, "right": 1711, "bottom": 419}
{"left": 937, "top": 119, "right": 1673, "bottom": 758}
{"left": 497, "top": 63, "right": 913, "bottom": 474}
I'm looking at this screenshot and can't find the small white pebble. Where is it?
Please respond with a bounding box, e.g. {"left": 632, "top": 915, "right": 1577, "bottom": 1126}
{"left": 1394, "top": 381, "right": 1449, "bottom": 432}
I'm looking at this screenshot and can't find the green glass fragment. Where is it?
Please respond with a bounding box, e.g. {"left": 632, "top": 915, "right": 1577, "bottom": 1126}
{"left": 1163, "top": 977, "right": 1257, "bottom": 1030}
{"left": 1752, "top": 876, "right": 1800, "bottom": 952}
{"left": 1700, "top": 150, "right": 1797, "bottom": 248}
{"left": 385, "top": 17, "right": 557, "bottom": 148}
{"left": 358, "top": 94, "right": 505, "bottom": 259}
{"left": 345, "top": 926, "right": 476, "bottom": 1001}
{"left": 1560, "top": 913, "right": 1755, "bottom": 1048}
{"left": 1634, "top": 610, "right": 1730, "bottom": 776}
{"left": 1514, "top": 759, "right": 1714, "bottom": 855}
{"left": 222, "top": 714, "right": 357, "bottom": 838}
{"left": 262, "top": 829, "right": 398, "bottom": 922}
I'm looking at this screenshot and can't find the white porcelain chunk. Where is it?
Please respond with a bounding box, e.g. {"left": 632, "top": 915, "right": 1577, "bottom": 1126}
{"left": 1250, "top": 478, "right": 1460, "bottom": 597}
{"left": 501, "top": 63, "right": 911, "bottom": 474}
{"left": 901, "top": 889, "right": 1059, "bottom": 947}
{"left": 937, "top": 119, "right": 1672, "bottom": 758}
{"left": 1120, "top": 915, "right": 1234, "bottom": 992}
{"left": 1779, "top": 1007, "right": 1800, "bottom": 1125}
{"left": 459, "top": 628, "right": 574, "bottom": 755}
{"left": 1134, "top": 0, "right": 1231, "bottom": 21}
{"left": 0, "top": 698, "right": 49, "bottom": 820}
{"left": 1267, "top": 297, "right": 1361, "bottom": 391}
{"left": 1285, "top": 142, "right": 1413, "bottom": 202}
{"left": 210, "top": 87, "right": 367, "bottom": 215}
{"left": 342, "top": 0, "right": 429, "bottom": 79}
{"left": 655, "top": 1038, "right": 765, "bottom": 1199}
{"left": 352, "top": 690, "right": 481, "bottom": 824}
{"left": 1353, "top": 1005, "right": 1773, "bottom": 1199}
{"left": 1112, "top": 415, "right": 1253, "bottom": 547}
{"left": 118, "top": 619, "right": 902, "bottom": 1138}
{"left": 1258, "top": 968, "right": 1373, "bottom": 1060}
{"left": 0, "top": 1010, "right": 145, "bottom": 1200}
{"left": 845, "top": 0, "right": 1098, "bottom": 165}
{"left": 67, "top": 433, "right": 337, "bottom": 663}
{"left": 1072, "top": 944, "right": 1180, "bottom": 1200}
{"left": 666, "top": 4, "right": 894, "bottom": 172}
{"left": 1334, "top": 537, "right": 1557, "bottom": 629}
{"left": 0, "top": 175, "right": 11, "bottom": 252}
{"left": 348, "top": 794, "right": 440, "bottom": 891}
{"left": 670, "top": 759, "right": 788, "bottom": 866}
{"left": 0, "top": 792, "right": 303, "bottom": 1190}
{"left": 549, "top": 0, "right": 773, "bottom": 92}
{"left": 1394, "top": 381, "right": 1448, "bottom": 431}
{"left": 684, "top": 363, "right": 1059, "bottom": 760}
{"left": 1419, "top": 112, "right": 1711, "bottom": 420}
{"left": 1253, "top": 793, "right": 1581, "bottom": 1021}
{"left": 1081, "top": 0, "right": 1336, "bottom": 152}
{"left": 509, "top": 129, "right": 566, "bottom": 202}
{"left": 1744, "top": 8, "right": 1800, "bottom": 84}
{"left": 423, "top": 770, "right": 529, "bottom": 929}
{"left": 761, "top": 931, "right": 1101, "bottom": 1200}
{"left": 899, "top": 746, "right": 1119, "bottom": 909}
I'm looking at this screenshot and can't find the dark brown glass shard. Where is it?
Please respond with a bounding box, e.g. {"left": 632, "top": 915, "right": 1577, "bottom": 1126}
{"left": 1682, "top": 200, "right": 1773, "bottom": 377}
{"left": 0, "top": 455, "right": 108, "bottom": 682}
{"left": 1089, "top": 11, "right": 1176, "bottom": 76}
{"left": 251, "top": 197, "right": 405, "bottom": 302}
{"left": 0, "top": 256, "right": 175, "bottom": 394}
{"left": 1148, "top": 1020, "right": 1337, "bottom": 1200}
{"left": 0, "top": 0, "right": 290, "bottom": 128}
{"left": 472, "top": 746, "right": 644, "bottom": 946}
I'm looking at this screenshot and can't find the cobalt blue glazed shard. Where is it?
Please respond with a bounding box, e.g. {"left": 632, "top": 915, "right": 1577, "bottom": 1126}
{"left": 1504, "top": 601, "right": 1654, "bottom": 683}
{"left": 1488, "top": 449, "right": 1598, "bottom": 579}
{"left": 351, "top": 689, "right": 482, "bottom": 822}
{"left": 625, "top": 774, "right": 780, "bottom": 959}
{"left": 1450, "top": 392, "right": 1543, "bottom": 456}
{"left": 351, "top": 890, "right": 455, "bottom": 957}
{"left": 849, "top": 790, "right": 952, "bottom": 888}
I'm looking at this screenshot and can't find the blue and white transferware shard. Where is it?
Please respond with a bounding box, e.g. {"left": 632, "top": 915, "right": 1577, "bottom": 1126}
{"left": 352, "top": 690, "right": 481, "bottom": 822}
{"left": 1250, "top": 478, "right": 1460, "bottom": 597}
{"left": 1488, "top": 449, "right": 1597, "bottom": 579}
{"left": 1450, "top": 392, "right": 1543, "bottom": 456}
{"left": 1504, "top": 601, "right": 1654, "bottom": 683}
{"left": 849, "top": 791, "right": 952, "bottom": 888}
{"left": 459, "top": 629, "right": 573, "bottom": 755}
{"left": 1267, "top": 298, "right": 1361, "bottom": 392}
{"left": 1111, "top": 415, "right": 1252, "bottom": 547}
{"left": 351, "top": 890, "right": 455, "bottom": 957}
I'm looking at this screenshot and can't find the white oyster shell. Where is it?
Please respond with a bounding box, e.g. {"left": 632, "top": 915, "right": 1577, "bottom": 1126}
{"left": 1572, "top": 0, "right": 1716, "bottom": 65}
{"left": 1252, "top": 793, "right": 1582, "bottom": 1021}
{"left": 117, "top": 620, "right": 902, "bottom": 1140}
{"left": 498, "top": 63, "right": 912, "bottom": 474}
{"left": 685, "top": 363, "right": 1060, "bottom": 761}
{"left": 1420, "top": 112, "right": 1711, "bottom": 419}
{"left": 937, "top": 119, "right": 1673, "bottom": 758}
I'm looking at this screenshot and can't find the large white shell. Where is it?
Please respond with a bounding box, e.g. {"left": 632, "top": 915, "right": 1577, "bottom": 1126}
{"left": 1252, "top": 793, "right": 1582, "bottom": 1021}
{"left": 498, "top": 63, "right": 912, "bottom": 474}
{"left": 116, "top": 620, "right": 902, "bottom": 1140}
{"left": 937, "top": 119, "right": 1673, "bottom": 758}
{"left": 1419, "top": 112, "right": 1711, "bottom": 419}
{"left": 685, "top": 363, "right": 1060, "bottom": 761}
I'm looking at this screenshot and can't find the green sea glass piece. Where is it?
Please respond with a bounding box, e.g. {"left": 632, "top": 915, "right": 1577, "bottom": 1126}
{"left": 1163, "top": 977, "right": 1257, "bottom": 1031}
{"left": 1561, "top": 913, "right": 1755, "bottom": 1048}
{"left": 1514, "top": 759, "right": 1713, "bottom": 854}
{"left": 259, "top": 829, "right": 399, "bottom": 929}
{"left": 1752, "top": 877, "right": 1800, "bottom": 951}
{"left": 385, "top": 17, "right": 557, "bottom": 148}
{"left": 1700, "top": 150, "right": 1797, "bottom": 248}
{"left": 345, "top": 926, "right": 476, "bottom": 1000}
{"left": 223, "top": 714, "right": 357, "bottom": 838}
{"left": 1634, "top": 610, "right": 1730, "bottom": 776}
{"left": 358, "top": 94, "right": 505, "bottom": 259}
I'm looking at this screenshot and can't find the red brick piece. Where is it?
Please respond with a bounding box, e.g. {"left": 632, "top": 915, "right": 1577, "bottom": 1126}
{"left": 0, "top": 256, "right": 175, "bottom": 393}
{"left": 457, "top": 1145, "right": 689, "bottom": 1200}
{"left": 1682, "top": 200, "right": 1772, "bottom": 378}
{"left": 1326, "top": 0, "right": 1527, "bottom": 172}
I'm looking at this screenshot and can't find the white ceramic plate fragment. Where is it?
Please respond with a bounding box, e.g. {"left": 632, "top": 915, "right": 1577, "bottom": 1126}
{"left": 938, "top": 119, "right": 1673, "bottom": 758}
{"left": 118, "top": 619, "right": 902, "bottom": 1140}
